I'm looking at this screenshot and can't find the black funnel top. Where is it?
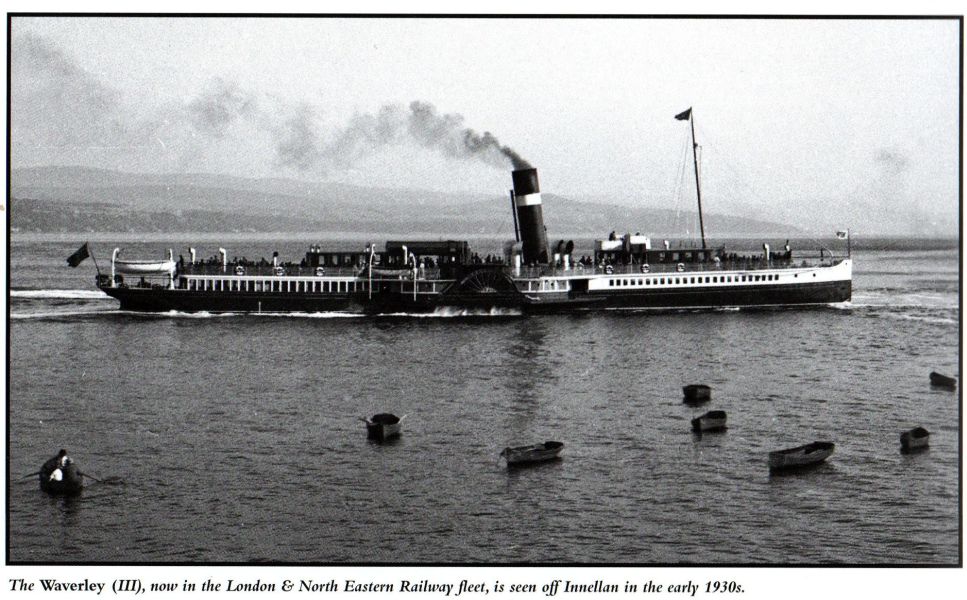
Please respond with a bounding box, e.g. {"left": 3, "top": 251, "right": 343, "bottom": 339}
{"left": 512, "top": 168, "right": 540, "bottom": 196}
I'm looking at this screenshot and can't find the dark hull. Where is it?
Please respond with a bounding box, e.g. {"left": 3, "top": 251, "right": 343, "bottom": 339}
{"left": 102, "top": 288, "right": 364, "bottom": 313}
{"left": 582, "top": 281, "right": 852, "bottom": 310}
{"left": 100, "top": 277, "right": 850, "bottom": 314}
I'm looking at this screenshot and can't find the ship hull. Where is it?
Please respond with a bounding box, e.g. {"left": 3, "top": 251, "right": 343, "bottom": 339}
{"left": 578, "top": 280, "right": 852, "bottom": 311}
{"left": 101, "top": 288, "right": 365, "bottom": 313}
{"left": 99, "top": 277, "right": 850, "bottom": 314}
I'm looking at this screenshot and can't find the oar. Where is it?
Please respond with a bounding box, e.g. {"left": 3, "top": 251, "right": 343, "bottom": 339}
{"left": 19, "top": 471, "right": 40, "bottom": 480}
{"left": 78, "top": 472, "right": 103, "bottom": 483}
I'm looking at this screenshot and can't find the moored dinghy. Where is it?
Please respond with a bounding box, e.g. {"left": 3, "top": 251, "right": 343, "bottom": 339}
{"left": 929, "top": 372, "right": 956, "bottom": 390}
{"left": 900, "top": 426, "right": 930, "bottom": 451}
{"left": 362, "top": 413, "right": 405, "bottom": 441}
{"left": 768, "top": 441, "right": 835, "bottom": 472}
{"left": 691, "top": 410, "right": 727, "bottom": 432}
{"left": 500, "top": 441, "right": 564, "bottom": 466}
{"left": 39, "top": 449, "right": 84, "bottom": 496}
{"left": 683, "top": 384, "right": 711, "bottom": 404}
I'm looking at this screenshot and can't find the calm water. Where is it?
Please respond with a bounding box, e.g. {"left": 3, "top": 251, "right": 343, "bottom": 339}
{"left": 6, "top": 237, "right": 960, "bottom": 564}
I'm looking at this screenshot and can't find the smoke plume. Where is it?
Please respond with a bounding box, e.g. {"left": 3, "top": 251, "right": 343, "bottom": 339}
{"left": 273, "top": 103, "right": 322, "bottom": 171}
{"left": 407, "top": 101, "right": 531, "bottom": 169}
{"left": 11, "top": 32, "right": 126, "bottom": 148}
{"left": 272, "top": 100, "right": 531, "bottom": 173}
{"left": 12, "top": 34, "right": 532, "bottom": 177}
{"left": 874, "top": 148, "right": 909, "bottom": 175}
{"left": 188, "top": 78, "right": 257, "bottom": 138}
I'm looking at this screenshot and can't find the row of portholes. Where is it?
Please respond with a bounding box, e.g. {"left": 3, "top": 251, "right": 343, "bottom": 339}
{"left": 607, "top": 272, "right": 784, "bottom": 288}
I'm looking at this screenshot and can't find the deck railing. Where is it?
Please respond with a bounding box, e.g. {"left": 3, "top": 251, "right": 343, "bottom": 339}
{"left": 179, "top": 264, "right": 363, "bottom": 277}
{"left": 513, "top": 255, "right": 842, "bottom": 279}
{"left": 174, "top": 252, "right": 843, "bottom": 281}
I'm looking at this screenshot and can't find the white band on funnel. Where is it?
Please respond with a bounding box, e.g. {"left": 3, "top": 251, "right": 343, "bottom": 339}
{"left": 515, "top": 192, "right": 543, "bottom": 206}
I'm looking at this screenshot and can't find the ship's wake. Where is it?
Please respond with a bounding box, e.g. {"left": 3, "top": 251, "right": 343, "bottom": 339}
{"left": 10, "top": 309, "right": 127, "bottom": 320}
{"left": 11, "top": 306, "right": 523, "bottom": 320}
{"left": 851, "top": 290, "right": 958, "bottom": 309}
{"left": 145, "top": 307, "right": 524, "bottom": 319}
{"left": 10, "top": 289, "right": 110, "bottom": 300}
{"left": 396, "top": 306, "right": 523, "bottom": 318}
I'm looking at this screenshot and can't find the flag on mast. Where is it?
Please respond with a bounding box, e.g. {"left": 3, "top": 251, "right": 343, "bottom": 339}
{"left": 836, "top": 230, "right": 849, "bottom": 239}
{"left": 675, "top": 108, "right": 692, "bottom": 121}
{"left": 66, "top": 243, "right": 90, "bottom": 267}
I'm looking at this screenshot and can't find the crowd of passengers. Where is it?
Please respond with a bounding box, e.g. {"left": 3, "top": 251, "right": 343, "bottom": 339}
{"left": 179, "top": 252, "right": 313, "bottom": 272}
{"left": 173, "top": 242, "right": 799, "bottom": 276}
{"left": 468, "top": 253, "right": 505, "bottom": 265}
{"left": 586, "top": 250, "right": 794, "bottom": 269}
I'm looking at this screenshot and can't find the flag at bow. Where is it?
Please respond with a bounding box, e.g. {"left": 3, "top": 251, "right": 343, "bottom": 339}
{"left": 66, "top": 243, "right": 90, "bottom": 267}
{"left": 675, "top": 108, "right": 692, "bottom": 121}
{"left": 836, "top": 230, "right": 849, "bottom": 239}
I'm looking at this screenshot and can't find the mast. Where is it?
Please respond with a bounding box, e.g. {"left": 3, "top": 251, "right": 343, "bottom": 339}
{"left": 676, "top": 107, "right": 707, "bottom": 250}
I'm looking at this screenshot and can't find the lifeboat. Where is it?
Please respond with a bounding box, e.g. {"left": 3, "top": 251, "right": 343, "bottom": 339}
{"left": 115, "top": 259, "right": 177, "bottom": 275}
{"left": 113, "top": 248, "right": 176, "bottom": 275}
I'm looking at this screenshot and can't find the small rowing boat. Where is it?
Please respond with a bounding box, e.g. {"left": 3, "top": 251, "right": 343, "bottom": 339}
{"left": 929, "top": 371, "right": 956, "bottom": 390}
{"left": 683, "top": 384, "right": 711, "bottom": 404}
{"left": 691, "top": 410, "right": 727, "bottom": 432}
{"left": 39, "top": 450, "right": 84, "bottom": 496}
{"left": 900, "top": 426, "right": 930, "bottom": 451}
{"left": 768, "top": 441, "right": 835, "bottom": 472}
{"left": 362, "top": 413, "right": 405, "bottom": 441}
{"left": 500, "top": 441, "right": 564, "bottom": 465}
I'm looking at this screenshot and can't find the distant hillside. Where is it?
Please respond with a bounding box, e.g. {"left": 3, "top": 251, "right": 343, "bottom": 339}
{"left": 10, "top": 166, "right": 801, "bottom": 237}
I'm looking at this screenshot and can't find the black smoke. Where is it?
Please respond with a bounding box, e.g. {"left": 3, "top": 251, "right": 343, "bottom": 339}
{"left": 407, "top": 101, "right": 531, "bottom": 169}
{"left": 13, "top": 34, "right": 532, "bottom": 175}
{"left": 272, "top": 100, "right": 531, "bottom": 173}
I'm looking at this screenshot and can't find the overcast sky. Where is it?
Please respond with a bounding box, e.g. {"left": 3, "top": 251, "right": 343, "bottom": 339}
{"left": 10, "top": 16, "right": 960, "bottom": 235}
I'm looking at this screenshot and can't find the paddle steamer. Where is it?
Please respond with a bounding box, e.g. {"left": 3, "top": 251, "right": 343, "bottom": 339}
{"left": 95, "top": 110, "right": 852, "bottom": 314}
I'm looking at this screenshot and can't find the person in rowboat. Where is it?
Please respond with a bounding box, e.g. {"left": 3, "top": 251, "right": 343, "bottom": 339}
{"left": 43, "top": 449, "right": 71, "bottom": 482}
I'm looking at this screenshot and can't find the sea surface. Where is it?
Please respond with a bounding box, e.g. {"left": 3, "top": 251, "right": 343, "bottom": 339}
{"left": 5, "top": 235, "right": 961, "bottom": 564}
